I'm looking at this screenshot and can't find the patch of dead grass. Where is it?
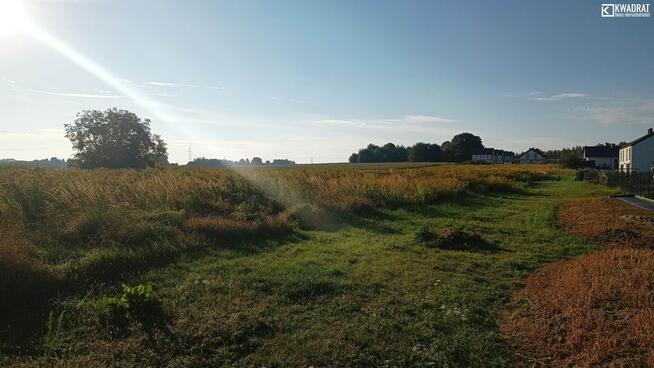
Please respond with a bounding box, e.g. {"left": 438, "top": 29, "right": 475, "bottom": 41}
{"left": 502, "top": 198, "right": 654, "bottom": 367}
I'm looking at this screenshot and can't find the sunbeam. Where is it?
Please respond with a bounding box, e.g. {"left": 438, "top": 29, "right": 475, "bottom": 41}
{"left": 2, "top": 0, "right": 176, "bottom": 127}
{"left": 24, "top": 24, "right": 174, "bottom": 124}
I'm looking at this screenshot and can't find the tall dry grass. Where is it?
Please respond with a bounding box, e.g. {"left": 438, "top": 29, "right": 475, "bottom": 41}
{"left": 502, "top": 247, "right": 654, "bottom": 367}
{"left": 0, "top": 164, "right": 560, "bottom": 344}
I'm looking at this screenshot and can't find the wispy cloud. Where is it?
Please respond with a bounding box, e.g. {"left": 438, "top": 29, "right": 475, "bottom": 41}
{"left": 26, "top": 89, "right": 123, "bottom": 99}
{"left": 579, "top": 99, "right": 654, "bottom": 125}
{"left": 1, "top": 78, "right": 16, "bottom": 85}
{"left": 123, "top": 79, "right": 224, "bottom": 90}
{"left": 531, "top": 93, "right": 589, "bottom": 101}
{"left": 143, "top": 81, "right": 198, "bottom": 88}
{"left": 504, "top": 91, "right": 541, "bottom": 98}
{"left": 315, "top": 114, "right": 459, "bottom": 128}
{"left": 403, "top": 115, "right": 458, "bottom": 123}
{"left": 505, "top": 91, "right": 589, "bottom": 101}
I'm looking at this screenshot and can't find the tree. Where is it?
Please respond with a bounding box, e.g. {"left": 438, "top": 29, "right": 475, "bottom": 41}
{"left": 348, "top": 153, "right": 359, "bottom": 163}
{"left": 251, "top": 157, "right": 264, "bottom": 166}
{"left": 559, "top": 150, "right": 585, "bottom": 168}
{"left": 408, "top": 143, "right": 442, "bottom": 162}
{"left": 64, "top": 108, "right": 168, "bottom": 169}
{"left": 357, "top": 144, "right": 378, "bottom": 163}
{"left": 441, "top": 133, "right": 483, "bottom": 162}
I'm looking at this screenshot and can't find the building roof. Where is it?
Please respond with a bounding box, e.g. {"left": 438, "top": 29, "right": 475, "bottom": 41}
{"left": 472, "top": 148, "right": 515, "bottom": 156}
{"left": 520, "top": 148, "right": 545, "bottom": 157}
{"left": 583, "top": 146, "right": 618, "bottom": 158}
{"left": 623, "top": 130, "right": 654, "bottom": 148}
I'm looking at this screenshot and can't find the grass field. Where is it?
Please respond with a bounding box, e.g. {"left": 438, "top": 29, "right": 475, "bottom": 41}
{"left": 0, "top": 164, "right": 617, "bottom": 367}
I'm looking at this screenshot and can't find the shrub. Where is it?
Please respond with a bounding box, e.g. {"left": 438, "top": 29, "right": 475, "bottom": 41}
{"left": 96, "top": 284, "right": 169, "bottom": 335}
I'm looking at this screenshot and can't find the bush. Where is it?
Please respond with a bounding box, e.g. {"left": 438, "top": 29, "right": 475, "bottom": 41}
{"left": 96, "top": 284, "right": 169, "bottom": 335}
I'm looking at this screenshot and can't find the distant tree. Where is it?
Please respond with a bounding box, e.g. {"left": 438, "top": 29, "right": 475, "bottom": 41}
{"left": 408, "top": 143, "right": 442, "bottom": 162}
{"left": 440, "top": 141, "right": 452, "bottom": 161}
{"left": 271, "top": 159, "right": 296, "bottom": 166}
{"left": 357, "top": 144, "right": 378, "bottom": 163}
{"left": 441, "top": 133, "right": 483, "bottom": 162}
{"left": 378, "top": 143, "right": 408, "bottom": 162}
{"left": 559, "top": 150, "right": 585, "bottom": 169}
{"left": 544, "top": 146, "right": 582, "bottom": 160}
{"left": 64, "top": 108, "right": 168, "bottom": 169}
{"left": 349, "top": 133, "right": 487, "bottom": 164}
{"left": 251, "top": 157, "right": 263, "bottom": 166}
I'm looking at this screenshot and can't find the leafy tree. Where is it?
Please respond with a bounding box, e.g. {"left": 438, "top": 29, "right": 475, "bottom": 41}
{"left": 409, "top": 143, "right": 442, "bottom": 162}
{"left": 251, "top": 157, "right": 264, "bottom": 166}
{"left": 379, "top": 143, "right": 408, "bottom": 162}
{"left": 348, "top": 153, "right": 359, "bottom": 163}
{"left": 559, "top": 150, "right": 585, "bottom": 168}
{"left": 442, "top": 133, "right": 483, "bottom": 162}
{"left": 358, "top": 144, "right": 378, "bottom": 163}
{"left": 64, "top": 108, "right": 168, "bottom": 169}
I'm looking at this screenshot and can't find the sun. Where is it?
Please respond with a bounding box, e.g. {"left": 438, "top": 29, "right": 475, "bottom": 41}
{"left": 0, "top": 0, "right": 31, "bottom": 36}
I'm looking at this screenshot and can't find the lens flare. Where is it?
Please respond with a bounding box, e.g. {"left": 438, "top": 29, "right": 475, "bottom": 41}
{"left": 0, "top": 0, "right": 30, "bottom": 36}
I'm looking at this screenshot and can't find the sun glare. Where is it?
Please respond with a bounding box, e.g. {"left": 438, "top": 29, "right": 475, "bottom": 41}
{"left": 0, "top": 0, "right": 30, "bottom": 36}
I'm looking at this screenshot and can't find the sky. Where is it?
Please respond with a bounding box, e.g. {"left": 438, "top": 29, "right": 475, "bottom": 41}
{"left": 0, "top": 0, "right": 653, "bottom": 164}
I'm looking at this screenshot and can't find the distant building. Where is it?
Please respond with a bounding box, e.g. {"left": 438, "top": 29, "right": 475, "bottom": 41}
{"left": 519, "top": 148, "right": 546, "bottom": 164}
{"left": 619, "top": 128, "right": 654, "bottom": 172}
{"left": 583, "top": 146, "right": 618, "bottom": 169}
{"left": 471, "top": 148, "right": 515, "bottom": 163}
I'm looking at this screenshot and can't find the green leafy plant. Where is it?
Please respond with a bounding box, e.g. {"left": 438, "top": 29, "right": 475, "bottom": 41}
{"left": 95, "top": 283, "right": 168, "bottom": 335}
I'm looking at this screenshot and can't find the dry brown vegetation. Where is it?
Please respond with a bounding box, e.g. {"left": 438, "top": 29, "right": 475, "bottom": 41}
{"left": 502, "top": 198, "right": 654, "bottom": 367}
{"left": 559, "top": 198, "right": 654, "bottom": 247}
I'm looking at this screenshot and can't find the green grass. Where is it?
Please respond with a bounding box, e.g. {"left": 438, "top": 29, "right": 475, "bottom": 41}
{"left": 2, "top": 175, "right": 616, "bottom": 367}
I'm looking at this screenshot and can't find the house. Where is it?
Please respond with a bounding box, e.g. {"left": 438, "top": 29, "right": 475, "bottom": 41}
{"left": 619, "top": 128, "right": 654, "bottom": 173}
{"left": 471, "top": 148, "right": 515, "bottom": 163}
{"left": 583, "top": 146, "right": 618, "bottom": 169}
{"left": 519, "top": 148, "right": 546, "bottom": 164}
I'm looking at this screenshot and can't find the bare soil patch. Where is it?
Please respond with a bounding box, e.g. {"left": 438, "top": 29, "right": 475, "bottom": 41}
{"left": 502, "top": 198, "right": 654, "bottom": 367}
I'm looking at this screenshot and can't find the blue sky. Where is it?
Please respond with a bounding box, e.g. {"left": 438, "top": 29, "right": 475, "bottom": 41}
{"left": 1, "top": 0, "right": 653, "bottom": 163}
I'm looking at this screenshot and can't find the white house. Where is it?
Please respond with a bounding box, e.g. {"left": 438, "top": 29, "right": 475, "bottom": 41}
{"left": 471, "top": 148, "right": 515, "bottom": 163}
{"left": 619, "top": 128, "right": 654, "bottom": 172}
{"left": 583, "top": 146, "right": 618, "bottom": 169}
{"left": 519, "top": 148, "right": 546, "bottom": 164}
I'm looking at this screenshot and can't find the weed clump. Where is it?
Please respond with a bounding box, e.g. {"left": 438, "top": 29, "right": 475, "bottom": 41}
{"left": 416, "top": 227, "right": 498, "bottom": 252}
{"left": 96, "top": 284, "right": 169, "bottom": 336}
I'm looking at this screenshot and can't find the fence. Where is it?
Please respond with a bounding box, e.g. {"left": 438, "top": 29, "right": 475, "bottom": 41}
{"left": 600, "top": 171, "right": 654, "bottom": 198}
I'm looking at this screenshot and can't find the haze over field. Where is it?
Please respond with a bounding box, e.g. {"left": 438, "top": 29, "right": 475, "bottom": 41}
{"left": 1, "top": 0, "right": 652, "bottom": 163}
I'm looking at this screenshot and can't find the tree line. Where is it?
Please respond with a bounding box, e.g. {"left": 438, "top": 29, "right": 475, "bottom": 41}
{"left": 187, "top": 157, "right": 296, "bottom": 168}
{"left": 349, "top": 133, "right": 484, "bottom": 163}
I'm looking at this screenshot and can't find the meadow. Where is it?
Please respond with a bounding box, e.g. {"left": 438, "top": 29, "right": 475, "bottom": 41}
{"left": 0, "top": 164, "right": 616, "bottom": 366}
